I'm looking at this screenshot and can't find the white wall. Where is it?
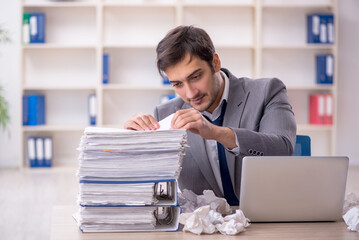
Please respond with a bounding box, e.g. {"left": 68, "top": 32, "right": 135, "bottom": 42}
{"left": 0, "top": 0, "right": 359, "bottom": 167}
{"left": 0, "top": 0, "right": 21, "bottom": 167}
{"left": 337, "top": 0, "right": 359, "bottom": 165}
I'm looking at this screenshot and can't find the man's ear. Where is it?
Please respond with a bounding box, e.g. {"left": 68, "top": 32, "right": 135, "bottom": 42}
{"left": 212, "top": 53, "right": 221, "bottom": 72}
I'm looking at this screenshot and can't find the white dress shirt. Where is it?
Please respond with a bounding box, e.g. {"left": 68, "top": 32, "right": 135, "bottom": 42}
{"left": 202, "top": 71, "right": 240, "bottom": 194}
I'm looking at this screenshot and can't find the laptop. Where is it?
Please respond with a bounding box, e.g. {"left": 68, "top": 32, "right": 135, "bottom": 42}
{"left": 239, "top": 156, "right": 349, "bottom": 222}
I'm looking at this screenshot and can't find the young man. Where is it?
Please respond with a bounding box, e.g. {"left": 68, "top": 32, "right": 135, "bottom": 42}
{"left": 124, "top": 26, "right": 297, "bottom": 205}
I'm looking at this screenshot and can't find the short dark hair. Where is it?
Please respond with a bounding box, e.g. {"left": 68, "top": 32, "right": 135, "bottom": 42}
{"left": 156, "top": 25, "right": 216, "bottom": 78}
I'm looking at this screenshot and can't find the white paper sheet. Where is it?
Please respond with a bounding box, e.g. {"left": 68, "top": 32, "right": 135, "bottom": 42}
{"left": 158, "top": 113, "right": 175, "bottom": 131}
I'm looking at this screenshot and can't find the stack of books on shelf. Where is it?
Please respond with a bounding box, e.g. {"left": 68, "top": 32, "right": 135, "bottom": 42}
{"left": 307, "top": 13, "right": 334, "bottom": 44}
{"left": 309, "top": 94, "right": 333, "bottom": 125}
{"left": 22, "top": 12, "right": 45, "bottom": 44}
{"left": 23, "top": 94, "right": 45, "bottom": 126}
{"left": 316, "top": 54, "right": 334, "bottom": 85}
{"left": 74, "top": 127, "right": 187, "bottom": 232}
{"left": 26, "top": 136, "right": 53, "bottom": 167}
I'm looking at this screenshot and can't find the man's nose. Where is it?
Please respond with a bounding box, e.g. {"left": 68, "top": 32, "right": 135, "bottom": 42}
{"left": 185, "top": 83, "right": 198, "bottom": 99}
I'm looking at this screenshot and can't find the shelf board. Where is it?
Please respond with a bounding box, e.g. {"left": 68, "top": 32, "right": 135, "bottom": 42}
{"left": 23, "top": 125, "right": 88, "bottom": 132}
{"left": 103, "top": 2, "right": 176, "bottom": 7}
{"left": 103, "top": 43, "right": 156, "bottom": 49}
{"left": 297, "top": 124, "right": 333, "bottom": 132}
{"left": 102, "top": 84, "right": 174, "bottom": 91}
{"left": 22, "top": 164, "right": 78, "bottom": 172}
{"left": 183, "top": 2, "right": 254, "bottom": 7}
{"left": 216, "top": 44, "right": 255, "bottom": 49}
{"left": 286, "top": 85, "right": 334, "bottom": 91}
{"left": 104, "top": 43, "right": 254, "bottom": 49}
{"left": 22, "top": 43, "right": 97, "bottom": 49}
{"left": 23, "top": 43, "right": 97, "bottom": 49}
{"left": 23, "top": 2, "right": 97, "bottom": 8}
{"left": 261, "top": 3, "right": 333, "bottom": 8}
{"left": 262, "top": 44, "right": 334, "bottom": 50}
{"left": 23, "top": 86, "right": 96, "bottom": 91}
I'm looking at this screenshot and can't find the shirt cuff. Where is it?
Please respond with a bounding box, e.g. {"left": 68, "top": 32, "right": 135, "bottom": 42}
{"left": 224, "top": 131, "right": 240, "bottom": 156}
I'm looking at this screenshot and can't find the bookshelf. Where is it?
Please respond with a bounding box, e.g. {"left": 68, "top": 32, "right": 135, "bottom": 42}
{"left": 20, "top": 0, "right": 338, "bottom": 168}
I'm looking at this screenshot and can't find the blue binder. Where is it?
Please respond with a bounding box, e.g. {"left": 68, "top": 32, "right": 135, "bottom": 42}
{"left": 36, "top": 137, "right": 45, "bottom": 166}
{"left": 325, "top": 15, "right": 334, "bottom": 44}
{"left": 43, "top": 137, "right": 53, "bottom": 167}
{"left": 316, "top": 54, "right": 334, "bottom": 84}
{"left": 307, "top": 14, "right": 320, "bottom": 43}
{"left": 27, "top": 136, "right": 53, "bottom": 167}
{"left": 29, "top": 13, "right": 45, "bottom": 43}
{"left": 88, "top": 94, "right": 97, "bottom": 126}
{"left": 25, "top": 94, "right": 45, "bottom": 126}
{"left": 27, "top": 137, "right": 37, "bottom": 167}
{"left": 103, "top": 54, "right": 109, "bottom": 84}
{"left": 22, "top": 96, "right": 29, "bottom": 125}
{"left": 307, "top": 14, "right": 334, "bottom": 44}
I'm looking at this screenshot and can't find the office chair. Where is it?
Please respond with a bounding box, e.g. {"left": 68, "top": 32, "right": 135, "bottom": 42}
{"left": 293, "top": 135, "right": 311, "bottom": 156}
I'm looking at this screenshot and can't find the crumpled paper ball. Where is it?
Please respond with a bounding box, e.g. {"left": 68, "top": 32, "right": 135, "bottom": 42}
{"left": 179, "top": 205, "right": 219, "bottom": 234}
{"left": 343, "top": 192, "right": 359, "bottom": 215}
{"left": 342, "top": 193, "right": 359, "bottom": 232}
{"left": 216, "top": 209, "right": 250, "bottom": 235}
{"left": 178, "top": 189, "right": 250, "bottom": 235}
{"left": 178, "top": 189, "right": 232, "bottom": 215}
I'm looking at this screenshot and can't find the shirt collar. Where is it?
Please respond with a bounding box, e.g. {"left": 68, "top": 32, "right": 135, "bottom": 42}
{"left": 202, "top": 70, "right": 230, "bottom": 121}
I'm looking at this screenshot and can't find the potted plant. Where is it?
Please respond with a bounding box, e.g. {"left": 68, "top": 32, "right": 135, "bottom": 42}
{"left": 0, "top": 25, "right": 11, "bottom": 131}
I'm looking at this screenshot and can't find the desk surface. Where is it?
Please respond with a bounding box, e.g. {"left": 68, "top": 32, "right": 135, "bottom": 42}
{"left": 50, "top": 206, "right": 358, "bottom": 240}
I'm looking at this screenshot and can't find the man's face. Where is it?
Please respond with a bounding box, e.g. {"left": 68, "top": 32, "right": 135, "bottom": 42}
{"left": 165, "top": 53, "right": 223, "bottom": 113}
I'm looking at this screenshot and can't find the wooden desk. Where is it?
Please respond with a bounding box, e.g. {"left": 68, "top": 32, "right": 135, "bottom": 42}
{"left": 50, "top": 206, "right": 358, "bottom": 240}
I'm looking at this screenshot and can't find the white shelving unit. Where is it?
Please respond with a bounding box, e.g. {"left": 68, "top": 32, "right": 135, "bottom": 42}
{"left": 20, "top": 0, "right": 338, "bottom": 168}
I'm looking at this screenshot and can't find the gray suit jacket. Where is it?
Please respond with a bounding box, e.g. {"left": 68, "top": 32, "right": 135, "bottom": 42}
{"left": 154, "top": 68, "right": 297, "bottom": 199}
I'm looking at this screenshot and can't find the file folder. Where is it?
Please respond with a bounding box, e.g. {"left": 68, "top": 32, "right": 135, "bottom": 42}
{"left": 36, "top": 137, "right": 44, "bottom": 166}
{"left": 29, "top": 13, "right": 45, "bottom": 43}
{"left": 307, "top": 14, "right": 334, "bottom": 44}
{"left": 25, "top": 94, "right": 45, "bottom": 126}
{"left": 326, "top": 15, "right": 334, "bottom": 44}
{"left": 88, "top": 94, "right": 96, "bottom": 126}
{"left": 316, "top": 54, "right": 333, "bottom": 84}
{"left": 44, "top": 137, "right": 53, "bottom": 167}
{"left": 324, "top": 94, "right": 333, "bottom": 125}
{"left": 309, "top": 94, "right": 333, "bottom": 125}
{"left": 74, "top": 206, "right": 181, "bottom": 233}
{"left": 103, "top": 54, "right": 109, "bottom": 84}
{"left": 307, "top": 14, "right": 320, "bottom": 43}
{"left": 22, "top": 96, "right": 29, "bottom": 125}
{"left": 22, "top": 13, "right": 30, "bottom": 44}
{"left": 78, "top": 179, "right": 178, "bottom": 207}
{"left": 27, "top": 137, "right": 36, "bottom": 167}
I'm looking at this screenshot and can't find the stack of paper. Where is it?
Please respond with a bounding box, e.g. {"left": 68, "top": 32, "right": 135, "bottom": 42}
{"left": 78, "top": 182, "right": 156, "bottom": 206}
{"left": 74, "top": 207, "right": 157, "bottom": 232}
{"left": 74, "top": 126, "right": 187, "bottom": 232}
{"left": 78, "top": 128, "right": 187, "bottom": 181}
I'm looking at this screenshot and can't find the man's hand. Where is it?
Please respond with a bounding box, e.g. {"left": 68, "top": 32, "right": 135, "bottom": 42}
{"left": 124, "top": 113, "right": 159, "bottom": 131}
{"left": 171, "top": 108, "right": 215, "bottom": 139}
{"left": 171, "top": 109, "right": 237, "bottom": 149}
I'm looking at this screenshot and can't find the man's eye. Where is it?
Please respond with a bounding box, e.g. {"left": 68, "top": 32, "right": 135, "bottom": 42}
{"left": 192, "top": 74, "right": 201, "bottom": 80}
{"left": 172, "top": 82, "right": 182, "bottom": 87}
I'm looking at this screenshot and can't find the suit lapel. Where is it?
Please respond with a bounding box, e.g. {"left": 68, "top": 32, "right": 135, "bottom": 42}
{"left": 223, "top": 72, "right": 250, "bottom": 185}
{"left": 180, "top": 70, "right": 250, "bottom": 196}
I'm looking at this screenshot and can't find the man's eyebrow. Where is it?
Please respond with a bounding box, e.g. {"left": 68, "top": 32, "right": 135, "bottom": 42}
{"left": 186, "top": 68, "right": 202, "bottom": 79}
{"left": 169, "top": 68, "right": 202, "bottom": 83}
